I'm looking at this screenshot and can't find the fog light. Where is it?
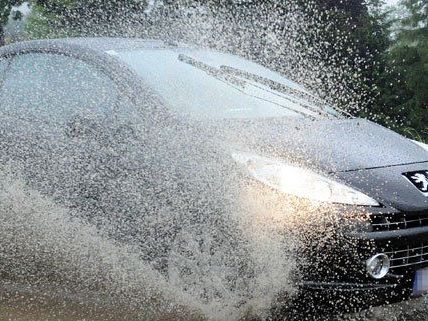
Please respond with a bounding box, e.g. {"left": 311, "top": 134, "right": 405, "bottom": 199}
{"left": 366, "top": 253, "right": 390, "bottom": 279}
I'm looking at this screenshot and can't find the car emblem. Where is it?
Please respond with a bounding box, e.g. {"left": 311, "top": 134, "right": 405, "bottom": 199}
{"left": 403, "top": 171, "right": 428, "bottom": 196}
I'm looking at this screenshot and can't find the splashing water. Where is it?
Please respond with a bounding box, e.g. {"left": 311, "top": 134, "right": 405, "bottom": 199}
{"left": 0, "top": 168, "right": 202, "bottom": 320}
{"left": 2, "top": 1, "right": 421, "bottom": 321}
{"left": 0, "top": 116, "right": 301, "bottom": 321}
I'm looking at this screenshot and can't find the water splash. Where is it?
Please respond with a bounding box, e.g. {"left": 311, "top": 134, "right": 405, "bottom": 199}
{"left": 2, "top": 1, "right": 414, "bottom": 320}
{"left": 0, "top": 132, "right": 299, "bottom": 321}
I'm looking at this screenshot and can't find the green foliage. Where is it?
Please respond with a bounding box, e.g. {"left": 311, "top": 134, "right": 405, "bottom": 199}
{"left": 0, "top": 0, "right": 24, "bottom": 44}
{"left": 296, "top": 0, "right": 427, "bottom": 142}
{"left": 383, "top": 0, "right": 428, "bottom": 141}
{"left": 400, "top": 0, "right": 427, "bottom": 42}
{"left": 1, "top": 0, "right": 23, "bottom": 25}
{"left": 27, "top": 0, "right": 148, "bottom": 38}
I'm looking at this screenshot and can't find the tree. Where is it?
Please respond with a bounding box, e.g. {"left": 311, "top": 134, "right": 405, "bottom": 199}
{"left": 386, "top": 0, "right": 428, "bottom": 140}
{"left": 0, "top": 0, "right": 24, "bottom": 45}
{"left": 28, "top": 0, "right": 148, "bottom": 38}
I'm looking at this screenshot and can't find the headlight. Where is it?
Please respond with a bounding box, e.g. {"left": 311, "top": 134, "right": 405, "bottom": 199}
{"left": 232, "top": 152, "right": 380, "bottom": 206}
{"left": 411, "top": 140, "right": 428, "bottom": 152}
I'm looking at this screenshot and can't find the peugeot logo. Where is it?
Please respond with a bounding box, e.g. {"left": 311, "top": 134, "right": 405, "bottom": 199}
{"left": 403, "top": 171, "right": 428, "bottom": 196}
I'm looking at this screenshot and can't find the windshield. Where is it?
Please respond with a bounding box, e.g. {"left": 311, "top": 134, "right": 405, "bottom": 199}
{"left": 116, "top": 48, "right": 344, "bottom": 120}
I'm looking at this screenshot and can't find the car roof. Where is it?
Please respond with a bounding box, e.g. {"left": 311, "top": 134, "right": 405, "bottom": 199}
{"left": 56, "top": 37, "right": 181, "bottom": 52}
{"left": 2, "top": 37, "right": 183, "bottom": 55}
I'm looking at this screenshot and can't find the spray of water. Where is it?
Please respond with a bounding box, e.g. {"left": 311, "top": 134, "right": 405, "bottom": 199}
{"left": 0, "top": 114, "right": 306, "bottom": 321}
{"left": 2, "top": 1, "right": 416, "bottom": 320}
{"left": 139, "top": 1, "right": 371, "bottom": 115}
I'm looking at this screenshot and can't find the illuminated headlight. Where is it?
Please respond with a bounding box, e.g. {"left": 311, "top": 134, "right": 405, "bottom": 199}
{"left": 232, "top": 152, "right": 380, "bottom": 206}
{"left": 366, "top": 254, "right": 390, "bottom": 279}
{"left": 411, "top": 140, "right": 428, "bottom": 152}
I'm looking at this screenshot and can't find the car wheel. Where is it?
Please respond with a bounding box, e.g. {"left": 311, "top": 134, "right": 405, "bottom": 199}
{"left": 167, "top": 223, "right": 251, "bottom": 308}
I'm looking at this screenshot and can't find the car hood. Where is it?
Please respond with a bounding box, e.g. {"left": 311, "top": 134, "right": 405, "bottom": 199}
{"left": 219, "top": 118, "right": 428, "bottom": 173}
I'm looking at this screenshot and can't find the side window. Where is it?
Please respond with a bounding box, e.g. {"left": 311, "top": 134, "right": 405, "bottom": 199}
{"left": 0, "top": 53, "right": 118, "bottom": 123}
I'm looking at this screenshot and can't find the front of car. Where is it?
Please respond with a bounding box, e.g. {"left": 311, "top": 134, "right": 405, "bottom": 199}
{"left": 227, "top": 117, "right": 428, "bottom": 314}
{"left": 110, "top": 42, "right": 428, "bottom": 314}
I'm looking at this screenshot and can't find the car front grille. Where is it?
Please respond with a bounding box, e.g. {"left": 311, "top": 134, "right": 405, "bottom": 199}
{"left": 370, "top": 212, "right": 428, "bottom": 231}
{"left": 385, "top": 243, "right": 428, "bottom": 269}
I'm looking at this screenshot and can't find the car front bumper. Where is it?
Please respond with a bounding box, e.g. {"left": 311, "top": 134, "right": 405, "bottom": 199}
{"left": 292, "top": 210, "right": 428, "bottom": 315}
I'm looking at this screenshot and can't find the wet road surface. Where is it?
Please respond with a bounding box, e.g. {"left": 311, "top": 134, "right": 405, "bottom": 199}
{"left": 0, "top": 290, "right": 426, "bottom": 321}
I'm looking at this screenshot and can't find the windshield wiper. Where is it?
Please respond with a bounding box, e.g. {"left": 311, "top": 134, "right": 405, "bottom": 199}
{"left": 178, "top": 54, "right": 246, "bottom": 87}
{"left": 219, "top": 65, "right": 350, "bottom": 118}
{"left": 178, "top": 54, "right": 319, "bottom": 119}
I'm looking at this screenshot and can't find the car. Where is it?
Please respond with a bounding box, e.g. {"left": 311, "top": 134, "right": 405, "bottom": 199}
{"left": 1, "top": 37, "right": 428, "bottom": 319}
